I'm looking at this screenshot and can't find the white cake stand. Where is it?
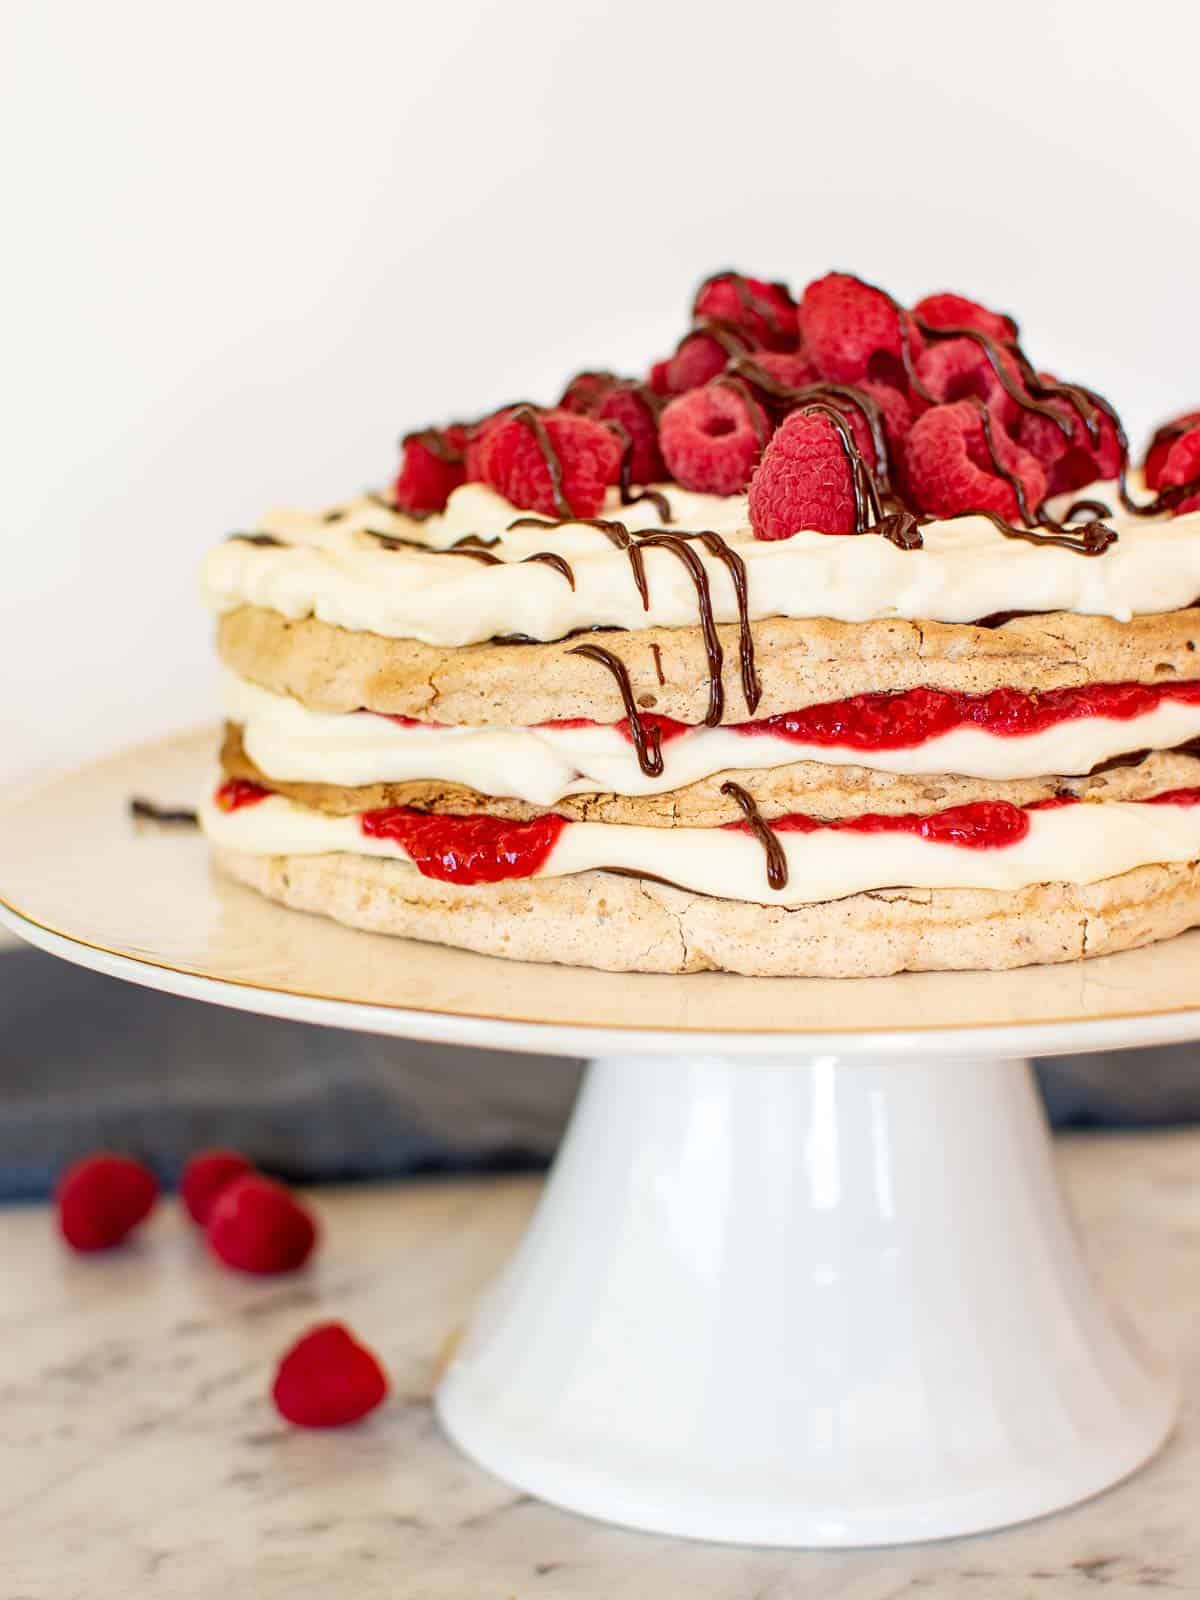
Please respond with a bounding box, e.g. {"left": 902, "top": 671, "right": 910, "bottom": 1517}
{"left": 3, "top": 730, "right": 1198, "bottom": 1548}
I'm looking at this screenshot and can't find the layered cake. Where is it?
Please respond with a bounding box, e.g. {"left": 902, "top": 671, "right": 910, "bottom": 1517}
{"left": 199, "top": 271, "right": 1200, "bottom": 976}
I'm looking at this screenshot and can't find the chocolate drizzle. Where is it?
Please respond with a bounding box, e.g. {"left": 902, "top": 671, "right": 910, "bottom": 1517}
{"left": 510, "top": 406, "right": 573, "bottom": 518}
{"left": 522, "top": 551, "right": 575, "bottom": 588}
{"left": 402, "top": 426, "right": 466, "bottom": 465}
{"left": 1069, "top": 388, "right": 1200, "bottom": 519}
{"left": 510, "top": 514, "right": 761, "bottom": 715}
{"left": 943, "top": 508, "right": 1115, "bottom": 556}
{"left": 636, "top": 532, "right": 726, "bottom": 723}
{"left": 694, "top": 270, "right": 794, "bottom": 343}
{"left": 567, "top": 643, "right": 663, "bottom": 776}
{"left": 364, "top": 526, "right": 574, "bottom": 584}
{"left": 129, "top": 797, "right": 199, "bottom": 827}
{"left": 227, "top": 531, "right": 287, "bottom": 548}
{"left": 1145, "top": 415, "right": 1200, "bottom": 470}
{"left": 795, "top": 402, "right": 891, "bottom": 536}
{"left": 1062, "top": 498, "right": 1113, "bottom": 523}
{"left": 650, "top": 642, "right": 666, "bottom": 685}
{"left": 720, "top": 781, "right": 787, "bottom": 890}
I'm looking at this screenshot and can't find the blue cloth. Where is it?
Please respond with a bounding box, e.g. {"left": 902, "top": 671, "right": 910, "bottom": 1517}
{"left": 1, "top": 947, "right": 1195, "bottom": 1200}
{"left": 0, "top": 948, "right": 576, "bottom": 1201}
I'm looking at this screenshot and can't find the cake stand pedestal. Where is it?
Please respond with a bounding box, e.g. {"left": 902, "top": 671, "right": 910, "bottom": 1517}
{"left": 2, "top": 730, "right": 1197, "bottom": 1548}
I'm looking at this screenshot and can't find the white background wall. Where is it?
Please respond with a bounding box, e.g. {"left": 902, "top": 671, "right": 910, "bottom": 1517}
{"left": 5, "top": 0, "right": 1200, "bottom": 787}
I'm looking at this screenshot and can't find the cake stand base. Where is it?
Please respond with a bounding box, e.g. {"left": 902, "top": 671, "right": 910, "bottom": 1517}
{"left": 437, "top": 1051, "right": 1176, "bottom": 1547}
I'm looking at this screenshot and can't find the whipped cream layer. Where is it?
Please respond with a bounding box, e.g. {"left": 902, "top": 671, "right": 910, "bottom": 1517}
{"left": 225, "top": 671, "right": 1200, "bottom": 804}
{"left": 201, "top": 480, "right": 1200, "bottom": 647}
{"left": 201, "top": 787, "right": 1200, "bottom": 908}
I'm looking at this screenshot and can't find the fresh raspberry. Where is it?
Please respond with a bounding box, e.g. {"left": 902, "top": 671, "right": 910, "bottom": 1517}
{"left": 1018, "top": 378, "right": 1123, "bottom": 495}
{"left": 747, "top": 409, "right": 858, "bottom": 539}
{"left": 1160, "top": 425, "right": 1200, "bottom": 514}
{"left": 914, "top": 337, "right": 1026, "bottom": 429}
{"left": 858, "top": 379, "right": 917, "bottom": 495}
{"left": 181, "top": 1149, "right": 255, "bottom": 1227}
{"left": 477, "top": 407, "right": 623, "bottom": 517}
{"left": 647, "top": 358, "right": 673, "bottom": 396}
{"left": 393, "top": 426, "right": 468, "bottom": 514}
{"left": 658, "top": 330, "right": 735, "bottom": 395}
{"left": 206, "top": 1175, "right": 317, "bottom": 1275}
{"left": 658, "top": 382, "right": 769, "bottom": 494}
{"left": 692, "top": 271, "right": 799, "bottom": 350}
{"left": 1145, "top": 411, "right": 1200, "bottom": 488}
{"left": 56, "top": 1154, "right": 158, "bottom": 1253}
{"left": 740, "top": 349, "right": 821, "bottom": 394}
{"left": 912, "top": 292, "right": 1017, "bottom": 344}
{"left": 272, "top": 1323, "right": 389, "bottom": 1428}
{"left": 798, "top": 272, "right": 920, "bottom": 387}
{"left": 858, "top": 379, "right": 915, "bottom": 459}
{"left": 559, "top": 371, "right": 617, "bottom": 414}
{"left": 464, "top": 407, "right": 517, "bottom": 480}
{"left": 595, "top": 382, "right": 667, "bottom": 484}
{"left": 905, "top": 400, "right": 1047, "bottom": 522}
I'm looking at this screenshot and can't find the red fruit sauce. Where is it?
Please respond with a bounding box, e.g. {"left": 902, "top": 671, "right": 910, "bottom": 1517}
{"left": 377, "top": 681, "right": 1200, "bottom": 752}
{"left": 741, "top": 682, "right": 1200, "bottom": 750}
{"left": 222, "top": 783, "right": 1200, "bottom": 882}
{"left": 214, "top": 779, "right": 271, "bottom": 812}
{"left": 360, "top": 806, "right": 566, "bottom": 884}
{"left": 741, "top": 796, "right": 1072, "bottom": 851}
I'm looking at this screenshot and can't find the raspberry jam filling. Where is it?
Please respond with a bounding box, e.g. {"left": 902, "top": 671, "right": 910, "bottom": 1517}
{"left": 730, "top": 789, "right": 1200, "bottom": 851}
{"left": 217, "top": 785, "right": 1200, "bottom": 882}
{"left": 359, "top": 806, "right": 566, "bottom": 884}
{"left": 376, "top": 681, "right": 1200, "bottom": 753}
{"left": 214, "top": 779, "right": 271, "bottom": 812}
{"left": 744, "top": 682, "right": 1200, "bottom": 750}
{"left": 737, "top": 795, "right": 1077, "bottom": 851}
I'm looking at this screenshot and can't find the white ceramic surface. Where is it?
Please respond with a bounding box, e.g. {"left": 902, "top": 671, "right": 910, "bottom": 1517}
{"left": 437, "top": 1052, "right": 1176, "bottom": 1546}
{"left": 0, "top": 733, "right": 1194, "bottom": 1547}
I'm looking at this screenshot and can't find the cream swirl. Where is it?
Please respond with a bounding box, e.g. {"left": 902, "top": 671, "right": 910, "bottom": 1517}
{"left": 202, "top": 480, "right": 1200, "bottom": 646}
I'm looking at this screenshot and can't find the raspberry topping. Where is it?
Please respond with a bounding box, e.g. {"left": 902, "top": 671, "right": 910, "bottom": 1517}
{"left": 1018, "top": 378, "right": 1123, "bottom": 495}
{"left": 360, "top": 806, "right": 567, "bottom": 883}
{"left": 56, "top": 1154, "right": 158, "bottom": 1253}
{"left": 657, "top": 329, "right": 738, "bottom": 396}
{"left": 692, "top": 271, "right": 799, "bottom": 350}
{"left": 272, "top": 1323, "right": 389, "bottom": 1429}
{"left": 181, "top": 1149, "right": 255, "bottom": 1227}
{"left": 857, "top": 378, "right": 916, "bottom": 471}
{"left": 393, "top": 425, "right": 467, "bottom": 514}
{"left": 477, "top": 407, "right": 623, "bottom": 518}
{"left": 742, "top": 349, "right": 821, "bottom": 392}
{"left": 1145, "top": 411, "right": 1200, "bottom": 487}
{"left": 464, "top": 408, "right": 516, "bottom": 480}
{"left": 748, "top": 409, "right": 858, "bottom": 539}
{"left": 206, "top": 1175, "right": 318, "bottom": 1275}
{"left": 799, "top": 272, "right": 919, "bottom": 387}
{"left": 914, "top": 337, "right": 1026, "bottom": 429}
{"left": 912, "top": 292, "right": 1017, "bottom": 345}
{"left": 905, "top": 400, "right": 1047, "bottom": 522}
{"left": 647, "top": 358, "right": 672, "bottom": 395}
{"left": 594, "top": 382, "right": 667, "bottom": 485}
{"left": 658, "top": 382, "right": 769, "bottom": 494}
{"left": 1160, "top": 425, "right": 1200, "bottom": 514}
{"left": 559, "top": 371, "right": 617, "bottom": 414}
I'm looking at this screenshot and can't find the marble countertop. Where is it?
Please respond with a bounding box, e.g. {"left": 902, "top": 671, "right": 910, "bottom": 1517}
{"left": 2, "top": 1130, "right": 1199, "bottom": 1598}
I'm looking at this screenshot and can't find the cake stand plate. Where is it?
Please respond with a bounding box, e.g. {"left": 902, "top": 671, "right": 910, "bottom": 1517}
{"left": 2, "top": 730, "right": 1196, "bottom": 1547}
